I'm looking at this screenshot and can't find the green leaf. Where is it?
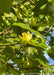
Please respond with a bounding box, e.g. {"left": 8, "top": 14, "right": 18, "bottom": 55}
{"left": 31, "top": 29, "right": 46, "bottom": 43}
{"left": 48, "top": 0, "right": 54, "bottom": 4}
{"left": 13, "top": 22, "right": 46, "bottom": 42}
{"left": 27, "top": 47, "right": 38, "bottom": 55}
{"left": 14, "top": 0, "right": 22, "bottom": 3}
{"left": 47, "top": 47, "right": 54, "bottom": 59}
{"left": 13, "top": 23, "right": 30, "bottom": 30}
{"left": 4, "top": 12, "right": 17, "bottom": 21}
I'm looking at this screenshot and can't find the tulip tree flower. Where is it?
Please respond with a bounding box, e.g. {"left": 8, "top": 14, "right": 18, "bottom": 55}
{"left": 22, "top": 31, "right": 32, "bottom": 41}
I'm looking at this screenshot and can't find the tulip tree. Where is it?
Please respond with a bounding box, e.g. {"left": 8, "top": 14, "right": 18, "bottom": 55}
{"left": 0, "top": 0, "right": 54, "bottom": 75}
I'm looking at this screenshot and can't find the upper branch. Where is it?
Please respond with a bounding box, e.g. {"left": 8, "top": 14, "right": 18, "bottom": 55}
{"left": 29, "top": 0, "right": 35, "bottom": 4}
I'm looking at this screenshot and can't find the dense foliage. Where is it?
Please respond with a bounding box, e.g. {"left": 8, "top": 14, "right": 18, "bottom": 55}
{"left": 0, "top": 0, "right": 54, "bottom": 75}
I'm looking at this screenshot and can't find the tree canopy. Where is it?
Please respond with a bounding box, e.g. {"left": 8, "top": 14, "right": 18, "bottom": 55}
{"left": 0, "top": 0, "right": 54, "bottom": 75}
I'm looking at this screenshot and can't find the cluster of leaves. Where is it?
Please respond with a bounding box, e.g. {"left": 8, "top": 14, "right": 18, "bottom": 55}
{"left": 0, "top": 0, "right": 54, "bottom": 75}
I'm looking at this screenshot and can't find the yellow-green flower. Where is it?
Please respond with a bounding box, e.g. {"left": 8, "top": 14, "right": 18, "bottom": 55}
{"left": 22, "top": 31, "right": 32, "bottom": 41}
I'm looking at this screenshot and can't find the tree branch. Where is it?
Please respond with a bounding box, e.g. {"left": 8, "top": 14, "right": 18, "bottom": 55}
{"left": 0, "top": 52, "right": 4, "bottom": 55}
{"left": 29, "top": 0, "right": 35, "bottom": 4}
{"left": 7, "top": 63, "right": 22, "bottom": 73}
{"left": 50, "top": 15, "right": 54, "bottom": 18}
{"left": 0, "top": 26, "right": 11, "bottom": 35}
{"left": 7, "top": 63, "right": 48, "bottom": 71}
{"left": 19, "top": 66, "right": 45, "bottom": 70}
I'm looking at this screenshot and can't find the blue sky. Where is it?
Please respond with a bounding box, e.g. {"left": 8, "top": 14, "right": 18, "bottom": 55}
{"left": 44, "top": 52, "right": 54, "bottom": 65}
{"left": 44, "top": 31, "right": 54, "bottom": 65}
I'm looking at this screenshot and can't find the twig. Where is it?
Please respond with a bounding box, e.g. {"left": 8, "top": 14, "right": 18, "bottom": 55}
{"left": 29, "top": 0, "right": 35, "bottom": 4}
{"left": 13, "top": 0, "right": 26, "bottom": 6}
{"left": 0, "top": 60, "right": 4, "bottom": 64}
{"left": 14, "top": 47, "right": 22, "bottom": 53}
{"left": 20, "top": 66, "right": 45, "bottom": 70}
{"left": 0, "top": 52, "right": 4, "bottom": 55}
{"left": 51, "top": 16, "right": 54, "bottom": 18}
{"left": 0, "top": 26, "right": 11, "bottom": 35}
